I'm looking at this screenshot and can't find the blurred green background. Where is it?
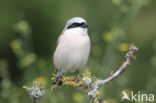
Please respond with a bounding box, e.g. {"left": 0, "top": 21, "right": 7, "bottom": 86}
{"left": 0, "top": 0, "right": 156, "bottom": 103}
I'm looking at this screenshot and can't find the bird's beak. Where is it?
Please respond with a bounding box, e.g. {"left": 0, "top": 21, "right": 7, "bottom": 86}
{"left": 82, "top": 23, "right": 88, "bottom": 28}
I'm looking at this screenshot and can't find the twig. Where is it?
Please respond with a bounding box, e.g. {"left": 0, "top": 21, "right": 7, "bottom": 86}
{"left": 32, "top": 97, "right": 37, "bottom": 103}
{"left": 23, "top": 81, "right": 45, "bottom": 103}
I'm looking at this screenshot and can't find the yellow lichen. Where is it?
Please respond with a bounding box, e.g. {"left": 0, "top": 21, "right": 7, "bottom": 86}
{"left": 82, "top": 70, "right": 91, "bottom": 78}
{"left": 61, "top": 76, "right": 71, "bottom": 81}
{"left": 93, "top": 98, "right": 98, "bottom": 103}
{"left": 95, "top": 91, "right": 101, "bottom": 96}
{"left": 60, "top": 72, "right": 103, "bottom": 103}
{"left": 61, "top": 75, "right": 84, "bottom": 87}
{"left": 93, "top": 98, "right": 101, "bottom": 103}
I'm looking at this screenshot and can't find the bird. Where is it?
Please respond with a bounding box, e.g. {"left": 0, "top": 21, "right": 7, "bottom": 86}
{"left": 53, "top": 17, "right": 91, "bottom": 83}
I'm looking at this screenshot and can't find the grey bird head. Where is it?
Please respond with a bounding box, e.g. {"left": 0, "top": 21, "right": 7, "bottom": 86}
{"left": 63, "top": 17, "right": 88, "bottom": 33}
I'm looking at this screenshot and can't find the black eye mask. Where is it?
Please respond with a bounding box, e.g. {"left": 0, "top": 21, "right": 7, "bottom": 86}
{"left": 67, "top": 22, "right": 88, "bottom": 29}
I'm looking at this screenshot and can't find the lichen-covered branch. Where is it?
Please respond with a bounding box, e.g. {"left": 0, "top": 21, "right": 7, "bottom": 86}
{"left": 52, "top": 44, "right": 138, "bottom": 103}
{"left": 23, "top": 82, "right": 45, "bottom": 103}
{"left": 87, "top": 44, "right": 138, "bottom": 102}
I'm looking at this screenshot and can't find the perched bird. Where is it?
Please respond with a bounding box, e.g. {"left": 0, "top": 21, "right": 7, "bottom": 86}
{"left": 53, "top": 17, "right": 91, "bottom": 81}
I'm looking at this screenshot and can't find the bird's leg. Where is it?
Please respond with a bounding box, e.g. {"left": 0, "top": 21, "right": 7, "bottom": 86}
{"left": 53, "top": 69, "right": 62, "bottom": 86}
{"left": 76, "top": 69, "right": 81, "bottom": 78}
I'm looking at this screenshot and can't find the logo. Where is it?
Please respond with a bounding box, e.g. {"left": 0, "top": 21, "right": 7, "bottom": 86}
{"left": 121, "top": 90, "right": 155, "bottom": 102}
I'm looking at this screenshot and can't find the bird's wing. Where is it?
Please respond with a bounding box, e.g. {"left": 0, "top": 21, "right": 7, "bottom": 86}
{"left": 54, "top": 33, "right": 63, "bottom": 72}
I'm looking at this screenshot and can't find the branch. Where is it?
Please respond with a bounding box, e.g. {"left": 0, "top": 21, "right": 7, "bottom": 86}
{"left": 52, "top": 44, "right": 138, "bottom": 103}
{"left": 88, "top": 44, "right": 138, "bottom": 102}
{"left": 23, "top": 81, "right": 45, "bottom": 103}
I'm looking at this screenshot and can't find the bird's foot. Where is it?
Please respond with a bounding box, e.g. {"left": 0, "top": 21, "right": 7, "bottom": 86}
{"left": 51, "top": 74, "right": 62, "bottom": 90}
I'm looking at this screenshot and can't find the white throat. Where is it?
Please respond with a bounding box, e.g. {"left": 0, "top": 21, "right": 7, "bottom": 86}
{"left": 63, "top": 28, "right": 88, "bottom": 36}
